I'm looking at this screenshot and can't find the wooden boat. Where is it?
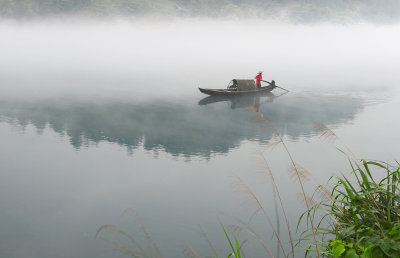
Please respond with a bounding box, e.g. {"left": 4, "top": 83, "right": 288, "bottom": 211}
{"left": 199, "top": 79, "right": 276, "bottom": 96}
{"left": 199, "top": 85, "right": 276, "bottom": 96}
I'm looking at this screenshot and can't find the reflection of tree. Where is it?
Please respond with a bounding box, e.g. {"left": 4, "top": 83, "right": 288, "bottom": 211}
{"left": 0, "top": 93, "right": 364, "bottom": 158}
{"left": 258, "top": 93, "right": 363, "bottom": 138}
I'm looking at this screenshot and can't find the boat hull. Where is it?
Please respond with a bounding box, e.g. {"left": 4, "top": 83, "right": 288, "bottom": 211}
{"left": 199, "top": 85, "right": 276, "bottom": 96}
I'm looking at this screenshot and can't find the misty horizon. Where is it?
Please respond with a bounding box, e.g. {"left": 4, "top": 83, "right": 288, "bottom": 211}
{"left": 1, "top": 0, "right": 400, "bottom": 24}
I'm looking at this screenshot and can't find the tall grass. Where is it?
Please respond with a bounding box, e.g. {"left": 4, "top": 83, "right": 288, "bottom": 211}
{"left": 298, "top": 159, "right": 400, "bottom": 257}
{"left": 224, "top": 110, "right": 400, "bottom": 257}
{"left": 208, "top": 109, "right": 324, "bottom": 257}
{"left": 246, "top": 109, "right": 321, "bottom": 257}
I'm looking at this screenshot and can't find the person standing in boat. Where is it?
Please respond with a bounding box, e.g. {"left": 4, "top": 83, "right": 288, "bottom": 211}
{"left": 254, "top": 71, "right": 263, "bottom": 89}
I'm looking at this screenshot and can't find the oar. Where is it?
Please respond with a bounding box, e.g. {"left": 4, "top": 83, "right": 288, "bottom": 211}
{"left": 261, "top": 80, "right": 290, "bottom": 92}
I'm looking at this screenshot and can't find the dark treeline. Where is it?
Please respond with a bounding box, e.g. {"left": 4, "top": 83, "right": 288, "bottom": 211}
{"left": 0, "top": 0, "right": 399, "bottom": 23}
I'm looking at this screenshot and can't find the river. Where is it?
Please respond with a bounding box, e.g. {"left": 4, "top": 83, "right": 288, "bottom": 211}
{"left": 0, "top": 20, "right": 399, "bottom": 257}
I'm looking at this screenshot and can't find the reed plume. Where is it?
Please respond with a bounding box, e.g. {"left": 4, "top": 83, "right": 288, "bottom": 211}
{"left": 95, "top": 209, "right": 162, "bottom": 258}
{"left": 314, "top": 122, "right": 356, "bottom": 159}
{"left": 182, "top": 244, "right": 202, "bottom": 258}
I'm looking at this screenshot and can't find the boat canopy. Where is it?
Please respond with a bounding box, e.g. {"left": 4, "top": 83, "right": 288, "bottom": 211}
{"left": 228, "top": 79, "right": 256, "bottom": 91}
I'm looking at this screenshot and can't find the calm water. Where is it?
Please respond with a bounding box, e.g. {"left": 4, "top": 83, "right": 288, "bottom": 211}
{"left": 0, "top": 21, "right": 399, "bottom": 257}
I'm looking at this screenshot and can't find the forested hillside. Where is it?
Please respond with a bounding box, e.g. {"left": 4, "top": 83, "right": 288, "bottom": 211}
{"left": 0, "top": 0, "right": 399, "bottom": 22}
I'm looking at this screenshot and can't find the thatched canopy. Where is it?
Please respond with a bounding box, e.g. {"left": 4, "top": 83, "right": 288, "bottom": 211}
{"left": 228, "top": 79, "right": 256, "bottom": 91}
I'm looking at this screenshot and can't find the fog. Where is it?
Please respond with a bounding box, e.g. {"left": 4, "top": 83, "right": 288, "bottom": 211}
{"left": 0, "top": 19, "right": 399, "bottom": 100}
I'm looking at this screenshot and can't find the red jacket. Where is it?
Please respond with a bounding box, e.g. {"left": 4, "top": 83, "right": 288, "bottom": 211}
{"left": 255, "top": 74, "right": 262, "bottom": 84}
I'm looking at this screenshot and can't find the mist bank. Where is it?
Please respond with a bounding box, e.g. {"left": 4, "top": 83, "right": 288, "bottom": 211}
{"left": 1, "top": 0, "right": 399, "bottom": 23}
{"left": 1, "top": 20, "right": 399, "bottom": 98}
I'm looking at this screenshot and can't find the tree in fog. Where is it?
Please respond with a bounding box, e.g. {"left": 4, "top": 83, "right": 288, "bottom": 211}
{"left": 0, "top": 0, "right": 399, "bottom": 22}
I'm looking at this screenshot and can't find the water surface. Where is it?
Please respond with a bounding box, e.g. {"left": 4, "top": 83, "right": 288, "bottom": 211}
{"left": 0, "top": 20, "right": 399, "bottom": 257}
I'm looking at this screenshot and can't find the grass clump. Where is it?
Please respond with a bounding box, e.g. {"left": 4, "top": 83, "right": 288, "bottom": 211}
{"left": 299, "top": 160, "right": 400, "bottom": 257}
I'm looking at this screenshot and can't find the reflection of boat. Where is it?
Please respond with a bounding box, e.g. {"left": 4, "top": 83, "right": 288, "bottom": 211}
{"left": 198, "top": 92, "right": 275, "bottom": 108}
{"left": 199, "top": 79, "right": 276, "bottom": 96}
{"left": 198, "top": 95, "right": 231, "bottom": 105}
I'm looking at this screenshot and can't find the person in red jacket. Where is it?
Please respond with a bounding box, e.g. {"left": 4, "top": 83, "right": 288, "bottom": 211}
{"left": 254, "top": 71, "right": 263, "bottom": 88}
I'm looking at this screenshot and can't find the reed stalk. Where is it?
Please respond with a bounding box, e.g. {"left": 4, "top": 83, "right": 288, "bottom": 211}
{"left": 252, "top": 111, "right": 321, "bottom": 257}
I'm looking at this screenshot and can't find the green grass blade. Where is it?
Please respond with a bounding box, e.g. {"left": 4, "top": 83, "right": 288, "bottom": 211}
{"left": 235, "top": 238, "right": 241, "bottom": 258}
{"left": 221, "top": 223, "right": 236, "bottom": 256}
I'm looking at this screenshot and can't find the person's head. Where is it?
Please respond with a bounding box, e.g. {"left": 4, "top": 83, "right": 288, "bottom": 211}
{"left": 258, "top": 71, "right": 263, "bottom": 75}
